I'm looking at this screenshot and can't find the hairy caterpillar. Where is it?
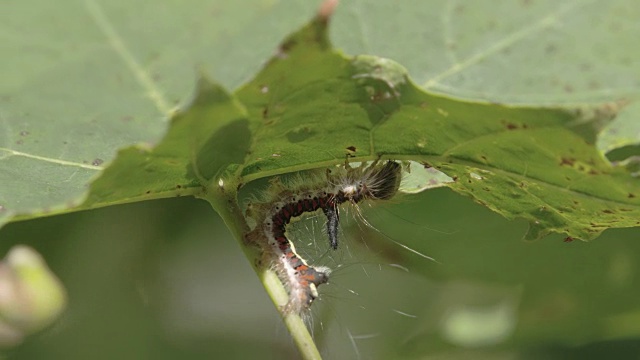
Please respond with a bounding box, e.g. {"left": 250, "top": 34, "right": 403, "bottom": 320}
{"left": 245, "top": 160, "right": 402, "bottom": 314}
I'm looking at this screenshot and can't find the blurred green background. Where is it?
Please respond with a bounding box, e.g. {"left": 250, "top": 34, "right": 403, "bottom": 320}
{"left": 3, "top": 1, "right": 639, "bottom": 358}
{"left": 1, "top": 187, "right": 639, "bottom": 359}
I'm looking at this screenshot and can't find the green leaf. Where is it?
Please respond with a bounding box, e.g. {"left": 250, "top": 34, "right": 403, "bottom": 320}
{"left": 9, "top": 77, "right": 250, "bottom": 221}
{"left": 598, "top": 102, "right": 640, "bottom": 155}
{"left": 330, "top": 0, "right": 640, "bottom": 157}
{"left": 83, "top": 77, "right": 251, "bottom": 211}
{"left": 234, "top": 16, "right": 640, "bottom": 241}
{"left": 330, "top": 0, "right": 640, "bottom": 105}
{"left": 0, "top": 0, "right": 316, "bottom": 225}
{"left": 3, "top": 1, "right": 638, "bottom": 242}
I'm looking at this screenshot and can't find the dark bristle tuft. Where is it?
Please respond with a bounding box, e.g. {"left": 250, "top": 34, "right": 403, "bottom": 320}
{"left": 369, "top": 161, "right": 402, "bottom": 200}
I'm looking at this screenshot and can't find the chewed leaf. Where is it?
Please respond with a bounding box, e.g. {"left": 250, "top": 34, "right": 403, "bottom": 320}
{"left": 351, "top": 55, "right": 409, "bottom": 94}
{"left": 2, "top": 2, "right": 638, "bottom": 244}
{"left": 234, "top": 15, "right": 640, "bottom": 242}
{"left": 330, "top": 1, "right": 640, "bottom": 157}
{"left": 598, "top": 102, "right": 640, "bottom": 156}
{"left": 399, "top": 161, "right": 454, "bottom": 194}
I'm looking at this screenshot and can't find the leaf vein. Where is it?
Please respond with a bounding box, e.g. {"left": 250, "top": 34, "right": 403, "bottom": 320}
{"left": 83, "top": 0, "right": 174, "bottom": 117}
{"left": 0, "top": 147, "right": 103, "bottom": 170}
{"left": 423, "top": 0, "right": 588, "bottom": 89}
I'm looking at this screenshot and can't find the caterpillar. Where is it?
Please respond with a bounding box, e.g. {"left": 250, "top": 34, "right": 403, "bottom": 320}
{"left": 245, "top": 160, "right": 402, "bottom": 314}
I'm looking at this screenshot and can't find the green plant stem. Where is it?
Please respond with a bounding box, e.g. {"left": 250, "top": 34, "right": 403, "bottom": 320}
{"left": 202, "top": 183, "right": 322, "bottom": 360}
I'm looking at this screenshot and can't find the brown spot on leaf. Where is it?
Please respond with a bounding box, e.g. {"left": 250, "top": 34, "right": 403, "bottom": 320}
{"left": 560, "top": 157, "right": 575, "bottom": 166}
{"left": 564, "top": 236, "right": 574, "bottom": 243}
{"left": 346, "top": 146, "right": 356, "bottom": 152}
{"left": 602, "top": 209, "right": 614, "bottom": 214}
{"left": 279, "top": 38, "right": 297, "bottom": 54}
{"left": 628, "top": 193, "right": 636, "bottom": 198}
{"left": 92, "top": 158, "right": 104, "bottom": 166}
